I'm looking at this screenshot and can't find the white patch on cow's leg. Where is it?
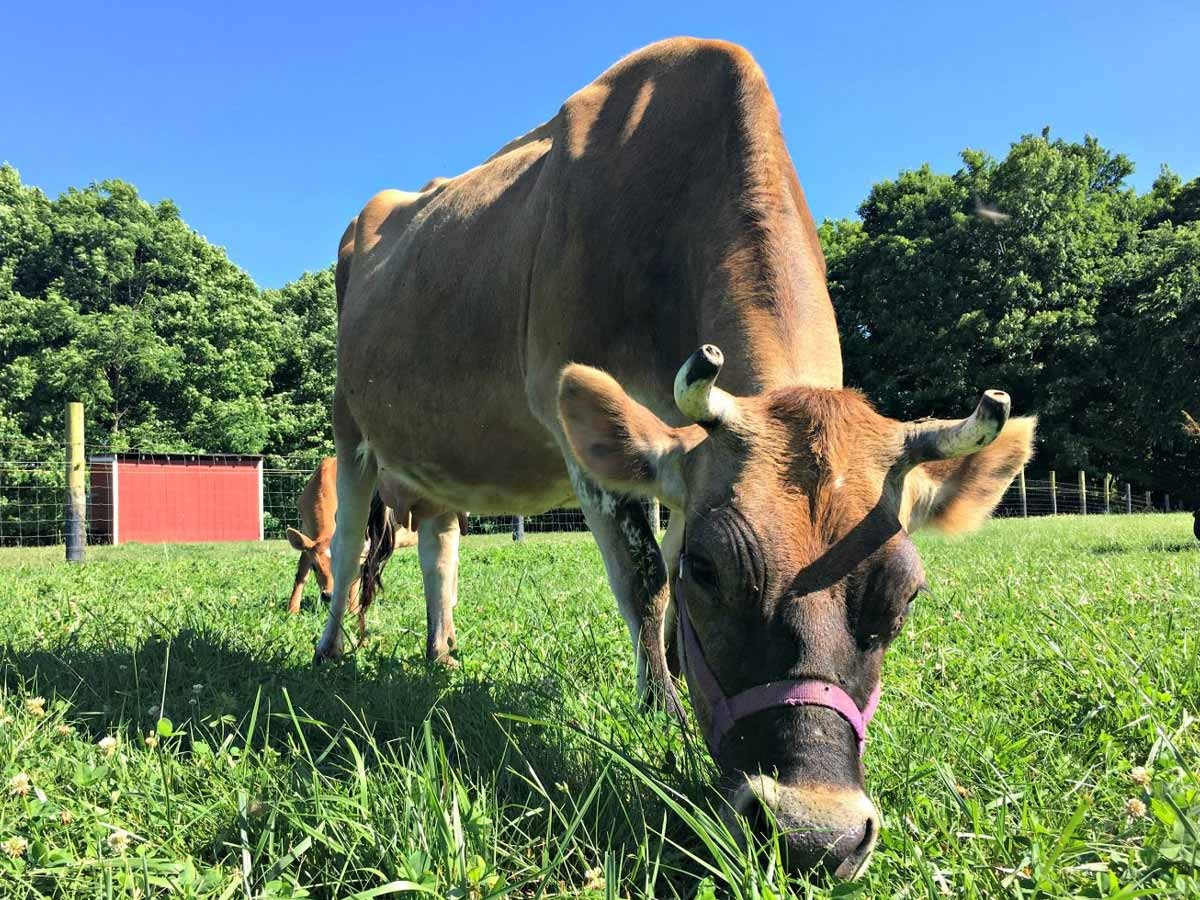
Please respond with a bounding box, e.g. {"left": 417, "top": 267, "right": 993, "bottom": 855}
{"left": 418, "top": 511, "right": 461, "bottom": 666}
{"left": 314, "top": 447, "right": 375, "bottom": 662}
{"left": 568, "top": 463, "right": 682, "bottom": 717}
{"left": 659, "top": 509, "right": 686, "bottom": 677}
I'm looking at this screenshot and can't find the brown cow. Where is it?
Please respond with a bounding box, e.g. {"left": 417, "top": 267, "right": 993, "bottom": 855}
{"left": 285, "top": 457, "right": 421, "bottom": 637}
{"left": 316, "top": 38, "right": 1034, "bottom": 879}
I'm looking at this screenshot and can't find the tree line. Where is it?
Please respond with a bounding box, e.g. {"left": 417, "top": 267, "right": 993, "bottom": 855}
{"left": 1, "top": 128, "right": 1197, "bottom": 504}
{"left": 0, "top": 165, "right": 335, "bottom": 462}
{"left": 822, "top": 129, "right": 1198, "bottom": 506}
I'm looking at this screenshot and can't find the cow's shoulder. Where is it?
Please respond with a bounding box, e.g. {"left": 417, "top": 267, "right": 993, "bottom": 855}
{"left": 555, "top": 37, "right": 770, "bottom": 155}
{"left": 352, "top": 189, "right": 424, "bottom": 256}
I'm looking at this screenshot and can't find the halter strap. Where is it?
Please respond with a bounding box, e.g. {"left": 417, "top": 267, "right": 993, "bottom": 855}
{"left": 676, "top": 555, "right": 881, "bottom": 757}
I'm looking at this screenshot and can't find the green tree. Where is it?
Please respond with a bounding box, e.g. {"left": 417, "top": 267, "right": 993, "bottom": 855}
{"left": 824, "top": 131, "right": 1153, "bottom": 483}
{"left": 1099, "top": 220, "right": 1200, "bottom": 504}
{"left": 262, "top": 267, "right": 338, "bottom": 457}
{"left": 0, "top": 165, "right": 279, "bottom": 454}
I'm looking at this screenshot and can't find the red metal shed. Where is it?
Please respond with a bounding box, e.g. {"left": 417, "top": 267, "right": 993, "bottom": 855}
{"left": 88, "top": 453, "right": 263, "bottom": 545}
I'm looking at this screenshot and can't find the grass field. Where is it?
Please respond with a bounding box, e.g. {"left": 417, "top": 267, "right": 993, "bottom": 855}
{"left": 0, "top": 515, "right": 1197, "bottom": 898}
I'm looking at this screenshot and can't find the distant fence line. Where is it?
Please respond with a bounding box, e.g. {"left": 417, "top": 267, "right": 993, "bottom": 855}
{"left": 0, "top": 432, "right": 1179, "bottom": 549}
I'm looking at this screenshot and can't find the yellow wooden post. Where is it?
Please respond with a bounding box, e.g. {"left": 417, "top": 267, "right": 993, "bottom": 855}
{"left": 1018, "top": 467, "right": 1027, "bottom": 517}
{"left": 65, "top": 402, "right": 85, "bottom": 562}
{"left": 1104, "top": 473, "right": 1112, "bottom": 514}
{"left": 1049, "top": 470, "right": 1057, "bottom": 515}
{"left": 649, "top": 498, "right": 661, "bottom": 535}
{"left": 1078, "top": 470, "right": 1087, "bottom": 515}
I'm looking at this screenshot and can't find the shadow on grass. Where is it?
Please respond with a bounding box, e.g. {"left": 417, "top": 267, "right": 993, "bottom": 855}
{"left": 2, "top": 627, "right": 588, "bottom": 776}
{"left": 0, "top": 628, "right": 717, "bottom": 896}
{"left": 1149, "top": 540, "right": 1199, "bottom": 553}
{"left": 1090, "top": 540, "right": 1198, "bottom": 556}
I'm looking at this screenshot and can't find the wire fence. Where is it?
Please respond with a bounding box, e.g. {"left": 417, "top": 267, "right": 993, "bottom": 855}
{"left": 991, "top": 476, "right": 1162, "bottom": 518}
{"left": 0, "top": 438, "right": 1181, "bottom": 548}
{"left": 0, "top": 442, "right": 67, "bottom": 546}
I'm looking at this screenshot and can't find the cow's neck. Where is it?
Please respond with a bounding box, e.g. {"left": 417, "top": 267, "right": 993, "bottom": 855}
{"left": 689, "top": 100, "right": 843, "bottom": 395}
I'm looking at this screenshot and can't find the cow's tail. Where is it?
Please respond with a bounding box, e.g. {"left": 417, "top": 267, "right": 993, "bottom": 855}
{"left": 358, "top": 489, "right": 396, "bottom": 615}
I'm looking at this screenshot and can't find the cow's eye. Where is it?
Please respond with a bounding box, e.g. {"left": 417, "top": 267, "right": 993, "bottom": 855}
{"left": 687, "top": 555, "right": 720, "bottom": 592}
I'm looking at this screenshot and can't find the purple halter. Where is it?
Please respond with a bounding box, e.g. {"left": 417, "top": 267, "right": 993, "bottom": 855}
{"left": 676, "top": 555, "right": 881, "bottom": 758}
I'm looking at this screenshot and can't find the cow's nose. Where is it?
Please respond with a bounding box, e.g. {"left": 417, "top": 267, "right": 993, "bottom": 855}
{"left": 319, "top": 591, "right": 333, "bottom": 605}
{"left": 733, "top": 775, "right": 879, "bottom": 880}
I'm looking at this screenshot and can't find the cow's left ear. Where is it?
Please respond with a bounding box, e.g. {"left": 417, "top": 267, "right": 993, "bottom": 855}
{"left": 902, "top": 417, "right": 1036, "bottom": 534}
{"left": 557, "top": 364, "right": 705, "bottom": 507}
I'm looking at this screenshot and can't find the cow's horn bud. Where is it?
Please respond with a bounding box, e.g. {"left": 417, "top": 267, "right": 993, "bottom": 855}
{"left": 674, "top": 345, "right": 736, "bottom": 426}
{"left": 904, "top": 390, "right": 1011, "bottom": 463}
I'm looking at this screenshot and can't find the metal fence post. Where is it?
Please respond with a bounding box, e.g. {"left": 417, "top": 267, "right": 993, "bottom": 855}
{"left": 65, "top": 402, "right": 86, "bottom": 562}
{"left": 1049, "top": 471, "right": 1057, "bottom": 515}
{"left": 512, "top": 515, "right": 524, "bottom": 541}
{"left": 1018, "top": 467, "right": 1027, "bottom": 517}
{"left": 1125, "top": 483, "right": 1132, "bottom": 514}
{"left": 1079, "top": 471, "right": 1087, "bottom": 515}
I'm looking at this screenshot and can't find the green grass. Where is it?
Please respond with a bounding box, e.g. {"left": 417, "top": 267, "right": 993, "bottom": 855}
{"left": 1, "top": 515, "right": 1198, "bottom": 898}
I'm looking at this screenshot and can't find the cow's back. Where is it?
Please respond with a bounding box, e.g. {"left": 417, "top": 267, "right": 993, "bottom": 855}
{"left": 336, "top": 37, "right": 838, "bottom": 514}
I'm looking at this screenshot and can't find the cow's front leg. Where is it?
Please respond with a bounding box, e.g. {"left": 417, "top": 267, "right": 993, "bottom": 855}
{"left": 288, "top": 554, "right": 312, "bottom": 614}
{"left": 569, "top": 464, "right": 683, "bottom": 719}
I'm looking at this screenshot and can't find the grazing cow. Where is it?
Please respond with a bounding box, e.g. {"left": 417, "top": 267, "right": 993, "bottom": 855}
{"left": 286, "top": 457, "right": 421, "bottom": 636}
{"left": 318, "top": 38, "right": 1035, "bottom": 879}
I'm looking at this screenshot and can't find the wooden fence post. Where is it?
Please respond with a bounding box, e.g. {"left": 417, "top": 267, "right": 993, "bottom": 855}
{"left": 1125, "top": 483, "right": 1132, "bottom": 514}
{"left": 1164, "top": 494, "right": 1170, "bottom": 512}
{"left": 1049, "top": 471, "right": 1057, "bottom": 515}
{"left": 1078, "top": 470, "right": 1087, "bottom": 515}
{"left": 65, "top": 402, "right": 86, "bottom": 563}
{"left": 649, "top": 498, "right": 661, "bottom": 535}
{"left": 512, "top": 515, "right": 524, "bottom": 542}
{"left": 1104, "top": 473, "right": 1112, "bottom": 515}
{"left": 1144, "top": 491, "right": 1152, "bottom": 512}
{"left": 1018, "top": 468, "right": 1027, "bottom": 517}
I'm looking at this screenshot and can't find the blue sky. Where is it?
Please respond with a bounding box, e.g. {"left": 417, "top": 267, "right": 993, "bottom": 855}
{"left": 4, "top": 1, "right": 1198, "bottom": 288}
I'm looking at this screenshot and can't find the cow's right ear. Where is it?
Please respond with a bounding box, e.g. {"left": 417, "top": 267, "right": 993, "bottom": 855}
{"left": 286, "top": 527, "right": 315, "bottom": 551}
{"left": 557, "top": 364, "right": 704, "bottom": 507}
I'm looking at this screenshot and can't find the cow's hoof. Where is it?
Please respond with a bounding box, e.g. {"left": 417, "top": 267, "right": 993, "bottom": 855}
{"left": 643, "top": 677, "right": 686, "bottom": 722}
{"left": 313, "top": 639, "right": 344, "bottom": 666}
{"left": 664, "top": 690, "right": 687, "bottom": 723}
{"left": 428, "top": 652, "right": 461, "bottom": 670}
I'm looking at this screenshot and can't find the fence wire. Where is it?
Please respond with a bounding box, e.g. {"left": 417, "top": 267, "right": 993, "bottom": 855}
{"left": 0, "top": 446, "right": 66, "bottom": 546}
{"left": 0, "top": 438, "right": 1177, "bottom": 548}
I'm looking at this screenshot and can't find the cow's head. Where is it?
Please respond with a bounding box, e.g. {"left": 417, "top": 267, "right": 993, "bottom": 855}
{"left": 286, "top": 528, "right": 335, "bottom": 602}
{"left": 558, "top": 345, "right": 1034, "bottom": 880}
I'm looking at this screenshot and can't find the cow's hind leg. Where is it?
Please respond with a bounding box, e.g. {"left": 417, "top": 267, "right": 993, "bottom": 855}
{"left": 418, "top": 511, "right": 461, "bottom": 666}
{"left": 314, "top": 434, "right": 375, "bottom": 663}
{"left": 569, "top": 464, "right": 682, "bottom": 719}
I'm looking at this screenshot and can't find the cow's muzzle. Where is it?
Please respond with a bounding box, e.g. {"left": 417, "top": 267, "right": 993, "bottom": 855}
{"left": 728, "top": 775, "right": 879, "bottom": 880}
